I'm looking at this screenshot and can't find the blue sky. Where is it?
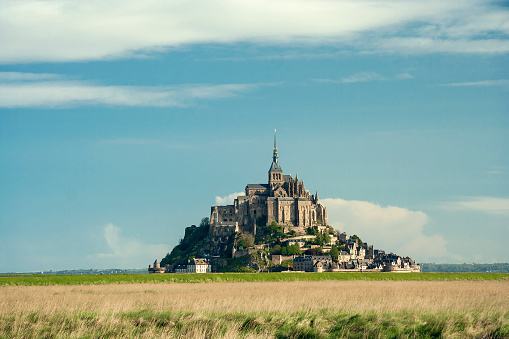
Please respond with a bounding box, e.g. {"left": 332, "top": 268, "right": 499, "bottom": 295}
{"left": 0, "top": 0, "right": 508, "bottom": 272}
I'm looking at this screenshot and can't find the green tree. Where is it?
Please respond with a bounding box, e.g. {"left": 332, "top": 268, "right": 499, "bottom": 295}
{"left": 199, "top": 217, "right": 209, "bottom": 228}
{"left": 292, "top": 245, "right": 302, "bottom": 255}
{"left": 271, "top": 244, "right": 282, "bottom": 255}
{"left": 306, "top": 227, "right": 319, "bottom": 236}
{"left": 160, "top": 252, "right": 171, "bottom": 267}
{"left": 282, "top": 245, "right": 302, "bottom": 256}
{"left": 330, "top": 246, "right": 340, "bottom": 261}
{"left": 237, "top": 233, "right": 254, "bottom": 249}
{"left": 323, "top": 232, "right": 331, "bottom": 245}
{"left": 268, "top": 222, "right": 285, "bottom": 243}
{"left": 313, "top": 233, "right": 324, "bottom": 246}
{"left": 351, "top": 234, "right": 363, "bottom": 246}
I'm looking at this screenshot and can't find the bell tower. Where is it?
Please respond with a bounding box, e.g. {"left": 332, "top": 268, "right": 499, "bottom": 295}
{"left": 268, "top": 129, "right": 283, "bottom": 192}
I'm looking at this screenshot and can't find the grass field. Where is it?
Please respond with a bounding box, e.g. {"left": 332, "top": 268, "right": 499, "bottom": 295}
{"left": 1, "top": 274, "right": 508, "bottom": 338}
{"left": 1, "top": 272, "right": 508, "bottom": 286}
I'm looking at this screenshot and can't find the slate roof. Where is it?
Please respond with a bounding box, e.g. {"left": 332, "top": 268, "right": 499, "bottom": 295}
{"left": 189, "top": 258, "right": 210, "bottom": 266}
{"left": 269, "top": 160, "right": 282, "bottom": 172}
{"left": 246, "top": 184, "right": 269, "bottom": 189}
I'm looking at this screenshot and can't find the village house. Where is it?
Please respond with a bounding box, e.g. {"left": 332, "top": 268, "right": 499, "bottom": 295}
{"left": 152, "top": 258, "right": 211, "bottom": 274}
{"left": 187, "top": 258, "right": 211, "bottom": 273}
{"left": 293, "top": 255, "right": 332, "bottom": 272}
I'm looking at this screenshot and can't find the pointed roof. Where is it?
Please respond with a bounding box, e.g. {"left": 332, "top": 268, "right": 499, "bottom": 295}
{"left": 269, "top": 129, "right": 282, "bottom": 172}
{"left": 269, "top": 161, "right": 282, "bottom": 172}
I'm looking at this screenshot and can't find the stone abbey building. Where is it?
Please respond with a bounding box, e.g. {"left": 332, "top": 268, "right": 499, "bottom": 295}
{"left": 209, "top": 132, "right": 328, "bottom": 253}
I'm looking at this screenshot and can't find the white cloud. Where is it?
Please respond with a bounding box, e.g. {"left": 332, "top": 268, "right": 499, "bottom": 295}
{"left": 0, "top": 72, "right": 62, "bottom": 81}
{"left": 436, "top": 80, "right": 509, "bottom": 87}
{"left": 312, "top": 78, "right": 342, "bottom": 84}
{"left": 215, "top": 192, "right": 245, "bottom": 205}
{"left": 208, "top": 50, "right": 353, "bottom": 62}
{"left": 322, "top": 198, "right": 449, "bottom": 261}
{"left": 395, "top": 73, "right": 413, "bottom": 80}
{"left": 313, "top": 72, "right": 413, "bottom": 84}
{"left": 441, "top": 196, "right": 509, "bottom": 216}
{"left": 0, "top": 75, "right": 262, "bottom": 108}
{"left": 0, "top": 0, "right": 507, "bottom": 63}
{"left": 94, "top": 223, "right": 169, "bottom": 267}
{"left": 363, "top": 37, "right": 509, "bottom": 55}
{"left": 341, "top": 72, "right": 385, "bottom": 83}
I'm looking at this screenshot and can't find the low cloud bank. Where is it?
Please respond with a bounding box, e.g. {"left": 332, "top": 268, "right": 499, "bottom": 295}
{"left": 92, "top": 223, "right": 169, "bottom": 268}
{"left": 322, "top": 198, "right": 449, "bottom": 262}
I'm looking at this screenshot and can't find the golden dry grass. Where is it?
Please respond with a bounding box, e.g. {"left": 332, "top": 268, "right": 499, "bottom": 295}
{"left": 1, "top": 280, "right": 507, "bottom": 315}
{"left": 1, "top": 280, "right": 508, "bottom": 338}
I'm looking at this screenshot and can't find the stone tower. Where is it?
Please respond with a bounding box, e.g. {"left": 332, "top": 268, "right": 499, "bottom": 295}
{"left": 268, "top": 129, "right": 283, "bottom": 192}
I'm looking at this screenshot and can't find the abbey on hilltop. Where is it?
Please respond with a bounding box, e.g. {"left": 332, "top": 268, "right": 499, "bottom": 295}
{"left": 152, "top": 131, "right": 421, "bottom": 273}
{"left": 209, "top": 131, "right": 328, "bottom": 253}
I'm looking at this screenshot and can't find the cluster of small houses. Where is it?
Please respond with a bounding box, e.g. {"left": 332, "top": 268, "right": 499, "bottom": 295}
{"left": 149, "top": 232, "right": 420, "bottom": 273}
{"left": 148, "top": 258, "right": 211, "bottom": 274}
{"left": 292, "top": 253, "right": 420, "bottom": 272}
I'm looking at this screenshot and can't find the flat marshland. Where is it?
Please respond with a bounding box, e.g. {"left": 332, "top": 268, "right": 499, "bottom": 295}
{"left": 1, "top": 275, "right": 508, "bottom": 338}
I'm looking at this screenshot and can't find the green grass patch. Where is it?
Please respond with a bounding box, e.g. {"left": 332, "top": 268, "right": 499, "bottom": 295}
{"left": 1, "top": 309, "right": 507, "bottom": 338}
{"left": 0, "top": 272, "right": 507, "bottom": 286}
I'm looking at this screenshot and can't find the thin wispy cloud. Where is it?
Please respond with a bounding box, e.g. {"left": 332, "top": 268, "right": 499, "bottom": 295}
{"left": 485, "top": 167, "right": 507, "bottom": 175}
{"left": 313, "top": 72, "right": 413, "bottom": 84}
{"left": 0, "top": 72, "right": 63, "bottom": 81}
{"left": 437, "top": 80, "right": 509, "bottom": 87}
{"left": 0, "top": 73, "right": 266, "bottom": 108}
{"left": 206, "top": 51, "right": 351, "bottom": 62}
{"left": 0, "top": 0, "right": 507, "bottom": 64}
{"left": 395, "top": 73, "right": 413, "bottom": 80}
{"left": 341, "top": 72, "right": 385, "bottom": 83}
{"left": 362, "top": 37, "right": 509, "bottom": 55}
{"left": 441, "top": 196, "right": 509, "bottom": 216}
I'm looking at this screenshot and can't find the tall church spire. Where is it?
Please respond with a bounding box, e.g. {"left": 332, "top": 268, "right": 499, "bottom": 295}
{"left": 268, "top": 129, "right": 282, "bottom": 173}
{"left": 273, "top": 129, "right": 278, "bottom": 163}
